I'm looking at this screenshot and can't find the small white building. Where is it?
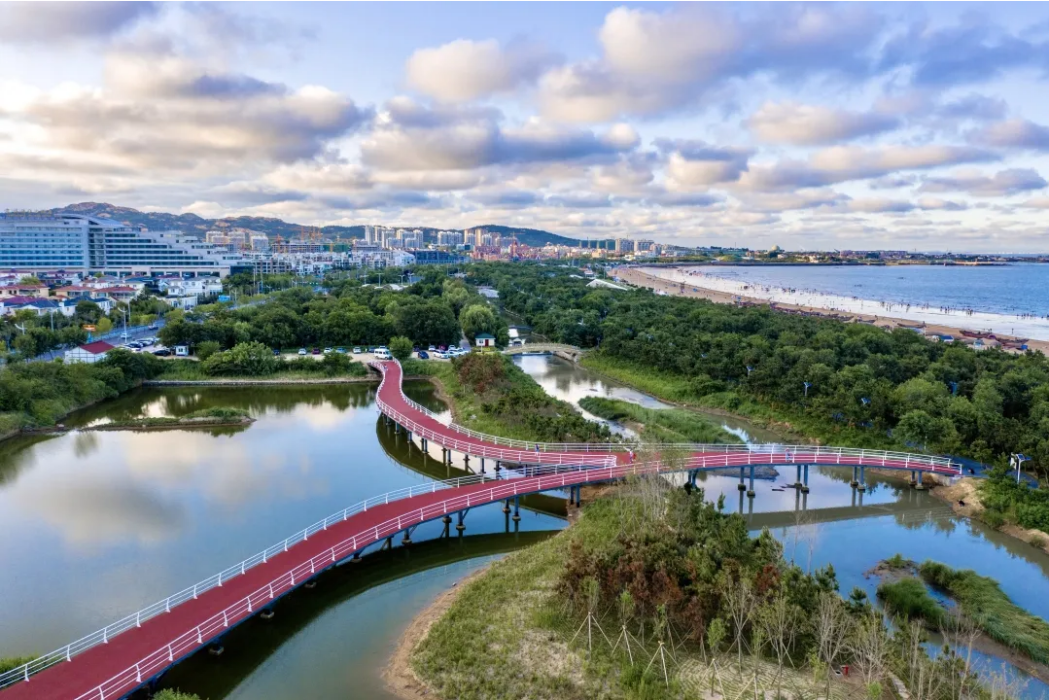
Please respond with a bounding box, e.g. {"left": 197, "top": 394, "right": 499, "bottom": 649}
{"left": 474, "top": 332, "right": 496, "bottom": 348}
{"left": 65, "top": 340, "right": 115, "bottom": 364}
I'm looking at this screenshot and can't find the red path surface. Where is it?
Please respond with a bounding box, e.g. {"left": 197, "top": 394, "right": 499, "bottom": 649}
{"left": 4, "top": 360, "right": 958, "bottom": 700}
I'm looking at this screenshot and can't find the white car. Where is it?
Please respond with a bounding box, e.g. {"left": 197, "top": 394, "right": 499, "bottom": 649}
{"left": 298, "top": 348, "right": 307, "bottom": 356}
{"left": 432, "top": 350, "right": 447, "bottom": 359}
{"left": 374, "top": 347, "right": 392, "bottom": 360}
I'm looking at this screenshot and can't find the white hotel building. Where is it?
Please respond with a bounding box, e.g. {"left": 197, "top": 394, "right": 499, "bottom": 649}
{"left": 0, "top": 213, "right": 244, "bottom": 276}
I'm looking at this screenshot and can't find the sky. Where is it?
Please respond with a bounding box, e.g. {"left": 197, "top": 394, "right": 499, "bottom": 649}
{"left": 3, "top": 2, "right": 1049, "bottom": 252}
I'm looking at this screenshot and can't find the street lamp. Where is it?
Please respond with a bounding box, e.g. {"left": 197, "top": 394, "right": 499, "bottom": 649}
{"left": 1010, "top": 453, "right": 1032, "bottom": 485}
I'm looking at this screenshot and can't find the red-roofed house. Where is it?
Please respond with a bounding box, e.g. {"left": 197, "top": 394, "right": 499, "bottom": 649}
{"left": 65, "top": 340, "right": 116, "bottom": 364}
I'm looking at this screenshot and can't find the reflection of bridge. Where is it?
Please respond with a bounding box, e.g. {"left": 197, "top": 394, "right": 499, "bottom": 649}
{"left": 502, "top": 343, "right": 584, "bottom": 361}
{"left": 1, "top": 361, "right": 959, "bottom": 700}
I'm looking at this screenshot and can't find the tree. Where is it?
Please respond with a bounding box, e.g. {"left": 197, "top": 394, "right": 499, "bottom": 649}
{"left": 95, "top": 317, "right": 113, "bottom": 335}
{"left": 202, "top": 341, "right": 278, "bottom": 376}
{"left": 816, "top": 592, "right": 853, "bottom": 699}
{"left": 459, "top": 304, "right": 498, "bottom": 342}
{"left": 849, "top": 611, "right": 890, "bottom": 687}
{"left": 389, "top": 336, "right": 413, "bottom": 361}
{"left": 196, "top": 340, "right": 221, "bottom": 361}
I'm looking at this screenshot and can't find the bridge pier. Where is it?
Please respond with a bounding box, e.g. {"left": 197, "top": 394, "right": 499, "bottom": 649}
{"left": 441, "top": 515, "right": 452, "bottom": 538}
{"left": 456, "top": 509, "right": 469, "bottom": 533}
{"left": 503, "top": 498, "right": 511, "bottom": 514}
{"left": 463, "top": 455, "right": 470, "bottom": 470}
{"left": 800, "top": 465, "right": 810, "bottom": 493}
{"left": 495, "top": 461, "right": 502, "bottom": 478}
{"left": 512, "top": 496, "right": 521, "bottom": 522}
{"left": 738, "top": 466, "right": 747, "bottom": 491}
{"left": 402, "top": 524, "right": 418, "bottom": 546}
{"left": 915, "top": 471, "right": 925, "bottom": 490}
{"left": 480, "top": 457, "right": 486, "bottom": 474}
{"left": 421, "top": 437, "right": 427, "bottom": 452}
{"left": 794, "top": 464, "right": 803, "bottom": 489}
{"left": 747, "top": 465, "right": 756, "bottom": 498}
{"left": 850, "top": 466, "right": 859, "bottom": 488}
{"left": 382, "top": 536, "right": 393, "bottom": 551}
{"left": 857, "top": 466, "right": 867, "bottom": 492}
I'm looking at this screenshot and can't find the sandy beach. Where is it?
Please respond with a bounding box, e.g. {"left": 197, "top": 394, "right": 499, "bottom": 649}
{"left": 615, "top": 266, "right": 1049, "bottom": 355}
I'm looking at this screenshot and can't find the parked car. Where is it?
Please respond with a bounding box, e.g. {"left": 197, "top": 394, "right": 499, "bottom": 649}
{"left": 432, "top": 350, "right": 447, "bottom": 359}
{"left": 352, "top": 347, "right": 362, "bottom": 354}
{"left": 152, "top": 349, "right": 172, "bottom": 357}
{"left": 311, "top": 347, "right": 321, "bottom": 355}
{"left": 336, "top": 347, "right": 347, "bottom": 354}
{"left": 298, "top": 348, "right": 308, "bottom": 356}
{"left": 272, "top": 348, "right": 281, "bottom": 356}
{"left": 438, "top": 345, "right": 447, "bottom": 351}
{"left": 374, "top": 347, "right": 392, "bottom": 360}
{"left": 428, "top": 345, "right": 436, "bottom": 351}
{"left": 323, "top": 347, "right": 333, "bottom": 354}
{"left": 147, "top": 324, "right": 158, "bottom": 330}
{"left": 448, "top": 344, "right": 458, "bottom": 351}
{"left": 417, "top": 351, "right": 429, "bottom": 360}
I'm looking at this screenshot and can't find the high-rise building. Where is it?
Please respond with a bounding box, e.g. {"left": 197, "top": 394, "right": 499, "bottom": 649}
{"left": 614, "top": 238, "right": 635, "bottom": 254}
{"left": 0, "top": 213, "right": 243, "bottom": 275}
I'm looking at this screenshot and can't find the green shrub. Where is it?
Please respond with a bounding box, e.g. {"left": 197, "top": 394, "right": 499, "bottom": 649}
{"left": 0, "top": 656, "right": 35, "bottom": 674}
{"left": 981, "top": 508, "right": 1005, "bottom": 529}
{"left": 195, "top": 340, "right": 221, "bottom": 361}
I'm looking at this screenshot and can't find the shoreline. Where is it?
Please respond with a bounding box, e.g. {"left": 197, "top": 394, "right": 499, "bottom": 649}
{"left": 383, "top": 565, "right": 493, "bottom": 700}
{"left": 617, "top": 266, "right": 1049, "bottom": 354}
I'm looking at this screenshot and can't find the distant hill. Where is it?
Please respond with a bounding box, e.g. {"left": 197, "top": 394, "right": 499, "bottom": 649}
{"left": 49, "top": 202, "right": 583, "bottom": 246}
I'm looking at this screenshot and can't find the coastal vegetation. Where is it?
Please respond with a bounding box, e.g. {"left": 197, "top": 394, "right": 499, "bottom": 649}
{"left": 0, "top": 349, "right": 163, "bottom": 434}
{"left": 876, "top": 578, "right": 947, "bottom": 627}
{"left": 426, "top": 353, "right": 612, "bottom": 443}
{"left": 413, "top": 480, "right": 998, "bottom": 700}
{"left": 158, "top": 268, "right": 506, "bottom": 352}
{"left": 0, "top": 656, "right": 36, "bottom": 674}
{"left": 154, "top": 343, "right": 369, "bottom": 380}
{"left": 578, "top": 396, "right": 741, "bottom": 444}
{"left": 467, "top": 262, "right": 1049, "bottom": 531}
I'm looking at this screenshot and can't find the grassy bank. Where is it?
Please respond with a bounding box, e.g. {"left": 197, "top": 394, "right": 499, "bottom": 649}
{"left": 422, "top": 354, "right": 611, "bottom": 443}
{"left": 920, "top": 561, "right": 1049, "bottom": 665}
{"left": 412, "top": 482, "right": 930, "bottom": 700}
{"left": 578, "top": 396, "right": 741, "bottom": 444}
{"left": 155, "top": 355, "right": 369, "bottom": 381}
{"left": 581, "top": 354, "right": 898, "bottom": 450}
{"left": 0, "top": 656, "right": 36, "bottom": 674}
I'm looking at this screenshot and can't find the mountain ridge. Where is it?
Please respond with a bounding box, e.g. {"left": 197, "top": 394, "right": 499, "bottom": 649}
{"left": 47, "top": 202, "right": 585, "bottom": 248}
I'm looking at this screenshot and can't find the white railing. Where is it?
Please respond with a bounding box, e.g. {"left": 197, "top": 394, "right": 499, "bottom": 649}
{"left": 375, "top": 361, "right": 960, "bottom": 472}
{"left": 65, "top": 447, "right": 944, "bottom": 700}
{"left": 2, "top": 361, "right": 960, "bottom": 695}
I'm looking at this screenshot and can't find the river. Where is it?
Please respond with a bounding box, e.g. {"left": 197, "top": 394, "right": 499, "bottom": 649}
{"left": 1, "top": 363, "right": 1047, "bottom": 698}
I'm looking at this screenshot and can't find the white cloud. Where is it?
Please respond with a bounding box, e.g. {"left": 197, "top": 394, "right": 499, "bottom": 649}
{"left": 748, "top": 102, "right": 899, "bottom": 145}
{"left": 406, "top": 39, "right": 558, "bottom": 102}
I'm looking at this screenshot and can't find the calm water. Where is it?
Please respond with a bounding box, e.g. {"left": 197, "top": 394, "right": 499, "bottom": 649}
{"left": 0, "top": 383, "right": 564, "bottom": 699}
{"left": 690, "top": 263, "right": 1048, "bottom": 317}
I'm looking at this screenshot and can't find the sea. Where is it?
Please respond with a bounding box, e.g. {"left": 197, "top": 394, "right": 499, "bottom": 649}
{"left": 641, "top": 263, "right": 1049, "bottom": 341}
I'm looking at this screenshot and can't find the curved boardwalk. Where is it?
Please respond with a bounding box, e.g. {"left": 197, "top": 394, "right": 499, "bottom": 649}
{"left": 1, "top": 360, "right": 959, "bottom": 700}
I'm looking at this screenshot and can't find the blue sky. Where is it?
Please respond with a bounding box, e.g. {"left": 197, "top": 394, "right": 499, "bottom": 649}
{"left": 2, "top": 2, "right": 1049, "bottom": 252}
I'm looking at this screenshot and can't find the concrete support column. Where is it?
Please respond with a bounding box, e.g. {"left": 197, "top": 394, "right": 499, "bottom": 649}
{"left": 747, "top": 465, "right": 756, "bottom": 498}
{"left": 512, "top": 496, "right": 521, "bottom": 522}
{"left": 858, "top": 466, "right": 867, "bottom": 492}
{"left": 910, "top": 470, "right": 917, "bottom": 488}
{"left": 480, "top": 458, "right": 486, "bottom": 474}
{"left": 801, "top": 465, "right": 810, "bottom": 493}
{"left": 915, "top": 471, "right": 926, "bottom": 490}
{"left": 738, "top": 466, "right": 747, "bottom": 491}
{"left": 502, "top": 498, "right": 511, "bottom": 514}
{"left": 795, "top": 464, "right": 803, "bottom": 489}
{"left": 456, "top": 510, "right": 467, "bottom": 532}
{"left": 850, "top": 466, "right": 859, "bottom": 488}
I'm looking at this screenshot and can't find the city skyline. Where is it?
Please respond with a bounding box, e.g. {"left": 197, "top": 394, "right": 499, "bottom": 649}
{"left": 3, "top": 2, "right": 1049, "bottom": 252}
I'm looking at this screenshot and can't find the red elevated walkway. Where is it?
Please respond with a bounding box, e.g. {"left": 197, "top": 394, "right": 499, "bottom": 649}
{"left": 1, "top": 360, "right": 958, "bottom": 700}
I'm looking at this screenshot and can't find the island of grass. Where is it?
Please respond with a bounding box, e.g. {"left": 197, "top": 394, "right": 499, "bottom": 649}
{"left": 419, "top": 353, "right": 612, "bottom": 444}
{"left": 402, "top": 479, "right": 995, "bottom": 700}
{"left": 89, "top": 407, "right": 255, "bottom": 431}
{"left": 875, "top": 556, "right": 1049, "bottom": 683}
{"left": 577, "top": 396, "right": 740, "bottom": 445}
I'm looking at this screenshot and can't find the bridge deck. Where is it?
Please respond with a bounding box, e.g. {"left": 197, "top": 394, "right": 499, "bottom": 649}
{"left": 3, "top": 361, "right": 957, "bottom": 700}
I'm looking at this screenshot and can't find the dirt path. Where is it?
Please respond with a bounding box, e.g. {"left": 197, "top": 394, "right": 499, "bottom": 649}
{"left": 382, "top": 565, "right": 492, "bottom": 700}
{"left": 933, "top": 478, "right": 1049, "bottom": 555}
